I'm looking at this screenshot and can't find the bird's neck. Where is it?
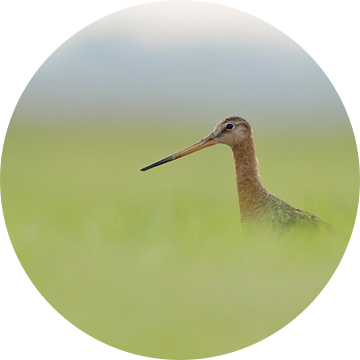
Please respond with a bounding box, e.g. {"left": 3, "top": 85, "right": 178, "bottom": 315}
{"left": 231, "top": 137, "right": 268, "bottom": 221}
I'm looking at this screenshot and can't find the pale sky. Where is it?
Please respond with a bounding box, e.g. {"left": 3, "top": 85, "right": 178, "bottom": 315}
{"left": 11, "top": 1, "right": 348, "bottom": 129}
{"left": 72, "top": 1, "right": 297, "bottom": 50}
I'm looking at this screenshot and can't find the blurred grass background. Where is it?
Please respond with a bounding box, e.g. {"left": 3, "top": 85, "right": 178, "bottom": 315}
{"left": 1, "top": 121, "right": 358, "bottom": 358}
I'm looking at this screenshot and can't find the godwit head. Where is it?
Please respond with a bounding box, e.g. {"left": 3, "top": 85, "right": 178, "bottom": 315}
{"left": 140, "top": 116, "right": 252, "bottom": 171}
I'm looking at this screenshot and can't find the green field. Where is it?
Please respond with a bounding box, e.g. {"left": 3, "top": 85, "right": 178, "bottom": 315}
{"left": 1, "top": 121, "right": 358, "bottom": 359}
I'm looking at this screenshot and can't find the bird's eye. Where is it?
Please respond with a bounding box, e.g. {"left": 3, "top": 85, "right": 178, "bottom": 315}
{"left": 226, "top": 123, "right": 233, "bottom": 129}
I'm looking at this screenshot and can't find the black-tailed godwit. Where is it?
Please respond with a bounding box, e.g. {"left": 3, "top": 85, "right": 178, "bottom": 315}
{"left": 141, "top": 116, "right": 328, "bottom": 231}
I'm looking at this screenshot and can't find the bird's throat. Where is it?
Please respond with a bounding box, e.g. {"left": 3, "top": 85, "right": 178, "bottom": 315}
{"left": 231, "top": 138, "right": 268, "bottom": 221}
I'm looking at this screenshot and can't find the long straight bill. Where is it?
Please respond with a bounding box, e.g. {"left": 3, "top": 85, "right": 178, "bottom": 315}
{"left": 140, "top": 133, "right": 216, "bottom": 171}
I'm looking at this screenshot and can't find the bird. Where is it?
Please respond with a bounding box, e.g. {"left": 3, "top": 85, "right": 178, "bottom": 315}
{"left": 141, "top": 116, "right": 328, "bottom": 232}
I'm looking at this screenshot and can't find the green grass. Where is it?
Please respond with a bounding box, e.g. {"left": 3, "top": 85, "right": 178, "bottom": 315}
{"left": 1, "top": 121, "right": 358, "bottom": 358}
